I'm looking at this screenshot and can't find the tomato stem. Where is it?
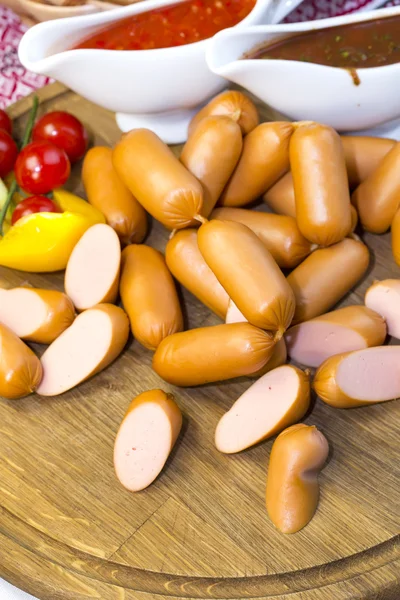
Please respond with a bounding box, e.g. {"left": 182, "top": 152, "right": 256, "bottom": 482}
{"left": 0, "top": 95, "right": 39, "bottom": 236}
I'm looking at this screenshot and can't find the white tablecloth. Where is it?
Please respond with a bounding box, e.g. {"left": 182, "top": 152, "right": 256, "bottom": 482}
{"left": 0, "top": 579, "right": 37, "bottom": 599}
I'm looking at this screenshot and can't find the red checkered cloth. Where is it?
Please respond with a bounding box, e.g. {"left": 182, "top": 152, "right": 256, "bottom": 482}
{"left": 1, "top": 0, "right": 399, "bottom": 109}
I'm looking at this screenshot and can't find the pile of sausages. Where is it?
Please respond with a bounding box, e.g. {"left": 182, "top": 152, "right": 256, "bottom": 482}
{"left": 2, "top": 90, "right": 400, "bottom": 535}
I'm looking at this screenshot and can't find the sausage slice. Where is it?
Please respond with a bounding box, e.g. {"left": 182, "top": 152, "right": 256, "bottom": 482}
{"left": 365, "top": 279, "right": 400, "bottom": 339}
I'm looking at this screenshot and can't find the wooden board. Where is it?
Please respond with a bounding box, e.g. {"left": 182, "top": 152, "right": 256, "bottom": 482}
{"left": 0, "top": 83, "right": 399, "bottom": 600}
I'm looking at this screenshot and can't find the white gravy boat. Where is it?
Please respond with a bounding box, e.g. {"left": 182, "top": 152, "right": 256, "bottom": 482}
{"left": 18, "top": 0, "right": 302, "bottom": 143}
{"left": 206, "top": 6, "right": 400, "bottom": 132}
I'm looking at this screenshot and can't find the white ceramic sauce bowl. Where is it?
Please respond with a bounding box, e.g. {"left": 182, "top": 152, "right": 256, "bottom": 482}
{"left": 18, "top": 0, "right": 302, "bottom": 142}
{"left": 206, "top": 6, "right": 400, "bottom": 132}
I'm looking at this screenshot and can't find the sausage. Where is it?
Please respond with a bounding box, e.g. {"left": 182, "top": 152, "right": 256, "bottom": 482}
{"left": 188, "top": 90, "right": 259, "bottom": 137}
{"left": 225, "top": 299, "right": 287, "bottom": 376}
{"left": 352, "top": 141, "right": 400, "bottom": 233}
{"left": 0, "top": 323, "right": 42, "bottom": 399}
{"left": 211, "top": 207, "right": 313, "bottom": 268}
{"left": 165, "top": 229, "right": 228, "bottom": 319}
{"left": 219, "top": 122, "right": 293, "bottom": 207}
{"left": 215, "top": 365, "right": 310, "bottom": 454}
{"left": 152, "top": 322, "right": 276, "bottom": 387}
{"left": 180, "top": 116, "right": 242, "bottom": 217}
{"left": 287, "top": 237, "right": 369, "bottom": 325}
{"left": 114, "top": 389, "right": 182, "bottom": 492}
{"left": 290, "top": 122, "right": 352, "bottom": 246}
{"left": 120, "top": 245, "right": 183, "bottom": 350}
{"left": 263, "top": 172, "right": 296, "bottom": 217}
{"left": 365, "top": 279, "right": 400, "bottom": 339}
{"left": 82, "top": 146, "right": 147, "bottom": 245}
{"left": 198, "top": 220, "right": 295, "bottom": 335}
{"left": 350, "top": 204, "right": 358, "bottom": 233}
{"left": 391, "top": 206, "right": 400, "bottom": 266}
{"left": 37, "top": 304, "right": 129, "bottom": 396}
{"left": 0, "top": 287, "right": 75, "bottom": 344}
{"left": 285, "top": 305, "right": 386, "bottom": 368}
{"left": 342, "top": 136, "right": 396, "bottom": 188}
{"left": 65, "top": 223, "right": 121, "bottom": 311}
{"left": 113, "top": 129, "right": 204, "bottom": 230}
{"left": 266, "top": 424, "right": 329, "bottom": 534}
{"left": 313, "top": 346, "right": 400, "bottom": 408}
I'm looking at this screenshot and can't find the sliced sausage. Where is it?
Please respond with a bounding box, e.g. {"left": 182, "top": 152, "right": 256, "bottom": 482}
{"left": 263, "top": 172, "right": 296, "bottom": 217}
{"left": 313, "top": 346, "right": 400, "bottom": 408}
{"left": 113, "top": 129, "right": 204, "bottom": 230}
{"left": 225, "top": 298, "right": 246, "bottom": 324}
{"left": 198, "top": 220, "right": 295, "bottom": 335}
{"left": 391, "top": 206, "right": 400, "bottom": 266}
{"left": 352, "top": 141, "right": 400, "bottom": 233}
{"left": 114, "top": 389, "right": 182, "bottom": 492}
{"left": 0, "top": 323, "right": 42, "bottom": 399}
{"left": 65, "top": 223, "right": 121, "bottom": 311}
{"left": 0, "top": 287, "right": 75, "bottom": 344}
{"left": 152, "top": 322, "right": 276, "bottom": 387}
{"left": 219, "top": 122, "right": 293, "bottom": 207}
{"left": 215, "top": 365, "right": 310, "bottom": 454}
{"left": 285, "top": 305, "right": 386, "bottom": 368}
{"left": 342, "top": 136, "right": 396, "bottom": 188}
{"left": 365, "top": 279, "right": 400, "bottom": 339}
{"left": 180, "top": 116, "right": 242, "bottom": 217}
{"left": 287, "top": 237, "right": 369, "bottom": 325}
{"left": 37, "top": 304, "right": 129, "bottom": 396}
{"left": 211, "top": 207, "right": 313, "bottom": 268}
{"left": 188, "top": 90, "right": 259, "bottom": 137}
{"left": 290, "top": 122, "right": 352, "bottom": 246}
{"left": 165, "top": 229, "right": 228, "bottom": 319}
{"left": 82, "top": 146, "right": 147, "bottom": 245}
{"left": 120, "top": 245, "right": 183, "bottom": 350}
{"left": 266, "top": 423, "right": 329, "bottom": 534}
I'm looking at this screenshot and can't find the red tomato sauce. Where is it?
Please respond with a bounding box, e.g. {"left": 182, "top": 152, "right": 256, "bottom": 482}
{"left": 74, "top": 0, "right": 256, "bottom": 51}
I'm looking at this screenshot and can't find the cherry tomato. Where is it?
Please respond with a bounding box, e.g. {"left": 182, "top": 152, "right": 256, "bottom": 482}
{"left": 32, "top": 111, "right": 88, "bottom": 163}
{"left": 0, "top": 129, "right": 18, "bottom": 178}
{"left": 11, "top": 195, "right": 61, "bottom": 225}
{"left": 14, "top": 141, "right": 70, "bottom": 194}
{"left": 0, "top": 110, "right": 12, "bottom": 135}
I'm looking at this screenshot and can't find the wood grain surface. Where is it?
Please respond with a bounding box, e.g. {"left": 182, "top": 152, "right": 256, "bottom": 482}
{"left": 0, "top": 83, "right": 399, "bottom": 600}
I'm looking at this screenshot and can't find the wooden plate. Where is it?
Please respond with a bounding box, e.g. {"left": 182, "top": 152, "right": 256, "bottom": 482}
{"left": 0, "top": 83, "right": 399, "bottom": 600}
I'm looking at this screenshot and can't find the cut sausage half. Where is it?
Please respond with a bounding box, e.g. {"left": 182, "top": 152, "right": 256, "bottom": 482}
{"left": 365, "top": 279, "right": 400, "bottom": 339}
{"left": 313, "top": 346, "right": 400, "bottom": 408}
{"left": 65, "top": 223, "right": 121, "bottom": 311}
{"left": 285, "top": 305, "right": 386, "bottom": 368}
{"left": 215, "top": 365, "right": 310, "bottom": 453}
{"left": 37, "top": 304, "right": 129, "bottom": 396}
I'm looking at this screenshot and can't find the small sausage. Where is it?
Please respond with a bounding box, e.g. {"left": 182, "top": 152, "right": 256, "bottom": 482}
{"left": 211, "top": 207, "right": 313, "bottom": 268}
{"left": 391, "top": 206, "right": 400, "bottom": 266}
{"left": 0, "top": 287, "right": 75, "bottom": 344}
{"left": 365, "top": 279, "right": 400, "bottom": 339}
{"left": 188, "top": 90, "right": 259, "bottom": 137}
{"left": 0, "top": 323, "right": 42, "bottom": 399}
{"left": 350, "top": 204, "right": 358, "bottom": 233}
{"left": 266, "top": 424, "right": 329, "bottom": 534}
{"left": 152, "top": 322, "right": 276, "bottom": 387}
{"left": 113, "top": 129, "right": 204, "bottom": 230}
{"left": 285, "top": 305, "right": 386, "bottom": 368}
{"left": 290, "top": 122, "right": 352, "bottom": 246}
{"left": 65, "top": 223, "right": 121, "bottom": 311}
{"left": 120, "top": 244, "right": 183, "bottom": 350}
{"left": 82, "top": 146, "right": 147, "bottom": 245}
{"left": 114, "top": 389, "right": 182, "bottom": 492}
{"left": 165, "top": 229, "right": 229, "bottom": 319}
{"left": 263, "top": 172, "right": 296, "bottom": 217}
{"left": 313, "top": 346, "right": 400, "bottom": 408}
{"left": 287, "top": 237, "right": 369, "bottom": 325}
{"left": 180, "top": 116, "right": 242, "bottom": 217}
{"left": 342, "top": 136, "right": 396, "bottom": 188}
{"left": 219, "top": 122, "right": 293, "bottom": 207}
{"left": 198, "top": 220, "right": 295, "bottom": 335}
{"left": 215, "top": 365, "right": 310, "bottom": 454}
{"left": 352, "top": 141, "right": 400, "bottom": 233}
{"left": 37, "top": 304, "right": 129, "bottom": 396}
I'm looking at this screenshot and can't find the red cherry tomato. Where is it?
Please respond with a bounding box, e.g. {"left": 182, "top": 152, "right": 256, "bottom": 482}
{"left": 0, "top": 110, "right": 12, "bottom": 135}
{"left": 11, "top": 195, "right": 61, "bottom": 225}
{"left": 14, "top": 141, "right": 70, "bottom": 194}
{"left": 0, "top": 129, "right": 18, "bottom": 178}
{"left": 32, "top": 111, "right": 88, "bottom": 163}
